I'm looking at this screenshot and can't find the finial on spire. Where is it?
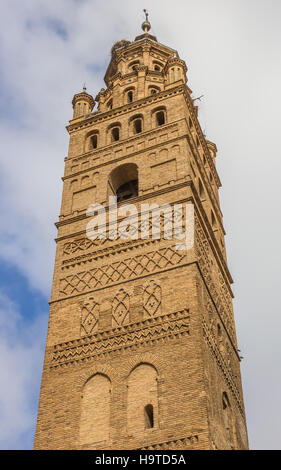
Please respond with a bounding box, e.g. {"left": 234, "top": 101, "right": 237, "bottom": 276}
{"left": 142, "top": 9, "right": 151, "bottom": 33}
{"left": 83, "top": 83, "right": 87, "bottom": 92}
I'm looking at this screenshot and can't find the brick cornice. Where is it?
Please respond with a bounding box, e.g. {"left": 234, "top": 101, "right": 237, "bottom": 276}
{"left": 55, "top": 183, "right": 233, "bottom": 289}
{"left": 55, "top": 180, "right": 193, "bottom": 228}
{"left": 66, "top": 85, "right": 184, "bottom": 133}
{"left": 50, "top": 308, "right": 190, "bottom": 369}
{"left": 64, "top": 121, "right": 180, "bottom": 165}
{"left": 66, "top": 86, "right": 223, "bottom": 235}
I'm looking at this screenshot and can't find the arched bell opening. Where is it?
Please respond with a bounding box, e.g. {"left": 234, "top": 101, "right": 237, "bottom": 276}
{"left": 108, "top": 163, "right": 138, "bottom": 203}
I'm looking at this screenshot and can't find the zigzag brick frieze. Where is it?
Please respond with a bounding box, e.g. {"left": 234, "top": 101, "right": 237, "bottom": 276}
{"left": 138, "top": 434, "right": 199, "bottom": 450}
{"left": 62, "top": 212, "right": 179, "bottom": 260}
{"left": 62, "top": 226, "right": 157, "bottom": 257}
{"left": 51, "top": 309, "right": 190, "bottom": 368}
{"left": 59, "top": 246, "right": 186, "bottom": 298}
{"left": 61, "top": 239, "right": 160, "bottom": 270}
{"left": 63, "top": 236, "right": 106, "bottom": 255}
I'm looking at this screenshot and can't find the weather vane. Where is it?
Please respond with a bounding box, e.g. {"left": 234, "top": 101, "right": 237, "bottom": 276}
{"left": 142, "top": 9, "right": 151, "bottom": 33}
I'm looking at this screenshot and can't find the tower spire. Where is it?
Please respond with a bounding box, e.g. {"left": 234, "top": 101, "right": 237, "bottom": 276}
{"left": 135, "top": 9, "right": 157, "bottom": 42}
{"left": 142, "top": 8, "right": 151, "bottom": 33}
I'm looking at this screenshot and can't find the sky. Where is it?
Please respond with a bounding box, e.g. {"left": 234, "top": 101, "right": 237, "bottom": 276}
{"left": 0, "top": 0, "right": 280, "bottom": 450}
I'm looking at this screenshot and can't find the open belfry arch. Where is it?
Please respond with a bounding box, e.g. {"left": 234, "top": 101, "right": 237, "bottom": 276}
{"left": 34, "top": 12, "right": 248, "bottom": 450}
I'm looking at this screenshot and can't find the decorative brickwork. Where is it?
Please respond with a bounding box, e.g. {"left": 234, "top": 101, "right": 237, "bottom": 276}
{"left": 80, "top": 297, "right": 100, "bottom": 336}
{"left": 34, "top": 20, "right": 248, "bottom": 450}
{"left": 139, "top": 434, "right": 199, "bottom": 450}
{"left": 59, "top": 246, "right": 186, "bottom": 298}
{"left": 112, "top": 288, "right": 130, "bottom": 327}
{"left": 51, "top": 309, "right": 190, "bottom": 369}
{"left": 202, "top": 319, "right": 244, "bottom": 417}
{"left": 143, "top": 279, "right": 161, "bottom": 318}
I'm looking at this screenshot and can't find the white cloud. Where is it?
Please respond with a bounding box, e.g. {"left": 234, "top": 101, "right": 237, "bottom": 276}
{"left": 0, "top": 291, "right": 47, "bottom": 449}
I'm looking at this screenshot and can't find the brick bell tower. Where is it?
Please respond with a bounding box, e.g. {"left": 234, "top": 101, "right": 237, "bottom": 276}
{"left": 34, "top": 13, "right": 248, "bottom": 450}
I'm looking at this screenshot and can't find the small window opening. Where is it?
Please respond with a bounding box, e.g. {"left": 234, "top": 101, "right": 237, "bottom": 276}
{"left": 222, "top": 392, "right": 231, "bottom": 430}
{"left": 133, "top": 119, "right": 142, "bottom": 134}
{"left": 150, "top": 88, "right": 157, "bottom": 95}
{"left": 189, "top": 117, "right": 193, "bottom": 128}
{"left": 107, "top": 99, "right": 113, "bottom": 110}
{"left": 222, "top": 396, "right": 228, "bottom": 427}
{"left": 154, "top": 65, "right": 161, "bottom": 71}
{"left": 144, "top": 404, "right": 154, "bottom": 429}
{"left": 111, "top": 127, "right": 120, "bottom": 142}
{"left": 156, "top": 111, "right": 165, "bottom": 126}
{"left": 90, "top": 134, "right": 98, "bottom": 149}
{"left": 127, "top": 91, "right": 133, "bottom": 103}
{"left": 129, "top": 61, "right": 140, "bottom": 71}
{"left": 222, "top": 392, "right": 234, "bottom": 447}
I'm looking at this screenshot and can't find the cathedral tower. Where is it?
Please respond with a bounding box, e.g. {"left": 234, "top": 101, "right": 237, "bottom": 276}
{"left": 34, "top": 15, "right": 248, "bottom": 450}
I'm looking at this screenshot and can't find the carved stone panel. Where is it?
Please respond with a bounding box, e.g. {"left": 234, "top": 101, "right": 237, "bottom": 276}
{"left": 143, "top": 280, "right": 161, "bottom": 319}
{"left": 80, "top": 297, "right": 100, "bottom": 336}
{"left": 112, "top": 288, "right": 130, "bottom": 327}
